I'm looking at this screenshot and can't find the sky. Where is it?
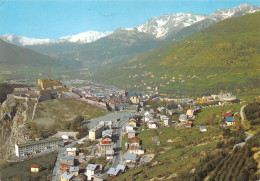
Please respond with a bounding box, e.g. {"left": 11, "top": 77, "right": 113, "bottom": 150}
{"left": 0, "top": 0, "right": 259, "bottom": 39}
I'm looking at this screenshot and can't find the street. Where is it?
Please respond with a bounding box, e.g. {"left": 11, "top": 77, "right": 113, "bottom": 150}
{"left": 51, "top": 110, "right": 135, "bottom": 181}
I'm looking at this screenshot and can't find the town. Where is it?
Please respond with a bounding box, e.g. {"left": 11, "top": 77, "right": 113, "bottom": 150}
{"left": 1, "top": 78, "right": 248, "bottom": 181}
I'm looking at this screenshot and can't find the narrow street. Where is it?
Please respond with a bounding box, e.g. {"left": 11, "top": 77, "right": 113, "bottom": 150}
{"left": 51, "top": 111, "right": 134, "bottom": 181}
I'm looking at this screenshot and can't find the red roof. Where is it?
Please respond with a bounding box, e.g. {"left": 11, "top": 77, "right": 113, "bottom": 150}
{"left": 224, "top": 113, "right": 233, "bottom": 117}
{"left": 30, "top": 164, "right": 40, "bottom": 168}
{"left": 130, "top": 137, "right": 140, "bottom": 144}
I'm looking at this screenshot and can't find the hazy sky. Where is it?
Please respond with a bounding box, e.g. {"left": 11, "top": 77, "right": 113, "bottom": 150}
{"left": 0, "top": 0, "right": 259, "bottom": 39}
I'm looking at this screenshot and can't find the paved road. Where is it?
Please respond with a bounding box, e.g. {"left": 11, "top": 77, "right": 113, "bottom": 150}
{"left": 51, "top": 111, "right": 135, "bottom": 181}
{"left": 101, "top": 112, "right": 134, "bottom": 179}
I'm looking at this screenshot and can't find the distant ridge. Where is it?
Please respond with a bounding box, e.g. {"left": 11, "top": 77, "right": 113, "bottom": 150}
{"left": 92, "top": 12, "right": 260, "bottom": 97}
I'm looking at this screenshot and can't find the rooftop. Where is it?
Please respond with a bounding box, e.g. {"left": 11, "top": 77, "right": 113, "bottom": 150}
{"left": 67, "top": 147, "right": 77, "bottom": 152}
{"left": 86, "top": 164, "right": 99, "bottom": 171}
{"left": 60, "top": 156, "right": 75, "bottom": 161}
{"left": 70, "top": 166, "right": 79, "bottom": 172}
{"left": 225, "top": 116, "right": 235, "bottom": 122}
{"left": 116, "top": 164, "right": 125, "bottom": 171}
{"left": 16, "top": 137, "right": 63, "bottom": 147}
{"left": 30, "top": 164, "right": 40, "bottom": 168}
{"left": 107, "top": 168, "right": 120, "bottom": 175}
{"left": 61, "top": 172, "right": 74, "bottom": 180}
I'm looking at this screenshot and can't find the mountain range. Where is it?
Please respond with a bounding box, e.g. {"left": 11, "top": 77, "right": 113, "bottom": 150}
{"left": 93, "top": 11, "right": 260, "bottom": 97}
{"left": 1, "top": 4, "right": 259, "bottom": 70}
{"left": 1, "top": 31, "right": 112, "bottom": 46}
{"left": 0, "top": 38, "right": 70, "bottom": 79}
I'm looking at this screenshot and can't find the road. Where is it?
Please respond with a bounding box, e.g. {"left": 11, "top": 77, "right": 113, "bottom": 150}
{"left": 51, "top": 111, "right": 134, "bottom": 181}
{"left": 240, "top": 105, "right": 246, "bottom": 125}
{"left": 112, "top": 116, "right": 130, "bottom": 167}
{"left": 233, "top": 104, "right": 253, "bottom": 150}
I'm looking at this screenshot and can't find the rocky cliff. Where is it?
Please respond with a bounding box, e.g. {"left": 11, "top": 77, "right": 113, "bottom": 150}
{"left": 0, "top": 95, "right": 29, "bottom": 162}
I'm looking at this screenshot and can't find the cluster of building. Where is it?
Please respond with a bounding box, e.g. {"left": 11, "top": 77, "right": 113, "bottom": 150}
{"left": 74, "top": 86, "right": 144, "bottom": 111}
{"left": 12, "top": 79, "right": 80, "bottom": 102}
{"left": 196, "top": 93, "right": 237, "bottom": 103}
{"left": 88, "top": 121, "right": 115, "bottom": 158}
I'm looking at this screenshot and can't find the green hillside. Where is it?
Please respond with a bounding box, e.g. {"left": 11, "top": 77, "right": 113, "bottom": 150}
{"left": 0, "top": 39, "right": 72, "bottom": 80}
{"left": 93, "top": 12, "right": 260, "bottom": 97}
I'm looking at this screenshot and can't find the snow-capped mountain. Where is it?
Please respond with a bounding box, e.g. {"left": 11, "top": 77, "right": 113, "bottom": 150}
{"left": 58, "top": 31, "right": 112, "bottom": 44}
{"left": 210, "top": 3, "right": 260, "bottom": 21}
{"left": 125, "top": 4, "right": 260, "bottom": 39}
{"left": 0, "top": 31, "right": 112, "bottom": 46}
{"left": 1, "top": 4, "right": 259, "bottom": 50}
{"left": 133, "top": 12, "right": 207, "bottom": 38}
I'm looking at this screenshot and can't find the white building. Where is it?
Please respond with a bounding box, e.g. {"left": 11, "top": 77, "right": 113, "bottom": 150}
{"left": 105, "top": 150, "right": 114, "bottom": 160}
{"left": 66, "top": 147, "right": 77, "bottom": 156}
{"left": 125, "top": 124, "right": 134, "bottom": 133}
{"left": 186, "top": 109, "right": 194, "bottom": 118}
{"left": 15, "top": 137, "right": 63, "bottom": 157}
{"left": 61, "top": 134, "right": 70, "bottom": 140}
{"left": 147, "top": 121, "right": 157, "bottom": 129}
{"left": 85, "top": 164, "right": 100, "bottom": 180}
{"left": 200, "top": 126, "right": 207, "bottom": 132}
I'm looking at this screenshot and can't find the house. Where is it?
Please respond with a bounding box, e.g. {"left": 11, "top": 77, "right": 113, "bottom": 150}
{"left": 124, "top": 153, "right": 139, "bottom": 163}
{"left": 61, "top": 171, "right": 74, "bottom": 181}
{"left": 85, "top": 164, "right": 100, "bottom": 180}
{"left": 128, "top": 130, "right": 136, "bottom": 139}
{"left": 61, "top": 134, "right": 70, "bottom": 140}
{"left": 107, "top": 168, "right": 121, "bottom": 178}
{"left": 160, "top": 115, "right": 172, "bottom": 127}
{"left": 70, "top": 166, "right": 79, "bottom": 176}
{"left": 130, "top": 137, "right": 145, "bottom": 154}
{"left": 147, "top": 121, "right": 158, "bottom": 129}
{"left": 89, "top": 125, "right": 104, "bottom": 141}
{"left": 185, "top": 122, "right": 192, "bottom": 128}
{"left": 186, "top": 108, "right": 194, "bottom": 118}
{"left": 98, "top": 136, "right": 114, "bottom": 155}
{"left": 125, "top": 91, "right": 142, "bottom": 104}
{"left": 116, "top": 164, "right": 126, "bottom": 173}
{"left": 125, "top": 124, "right": 134, "bottom": 133}
{"left": 67, "top": 148, "right": 77, "bottom": 157}
{"left": 128, "top": 118, "right": 137, "bottom": 127}
{"left": 30, "top": 164, "right": 40, "bottom": 173}
{"left": 144, "top": 115, "right": 153, "bottom": 122}
{"left": 144, "top": 111, "right": 150, "bottom": 117}
{"left": 130, "top": 137, "right": 140, "bottom": 149}
{"left": 200, "top": 126, "right": 207, "bottom": 132}
{"left": 224, "top": 113, "right": 233, "bottom": 117}
{"left": 106, "top": 150, "right": 114, "bottom": 160}
{"left": 102, "top": 129, "right": 113, "bottom": 137}
{"left": 225, "top": 116, "right": 235, "bottom": 126}
{"left": 179, "top": 114, "right": 188, "bottom": 123}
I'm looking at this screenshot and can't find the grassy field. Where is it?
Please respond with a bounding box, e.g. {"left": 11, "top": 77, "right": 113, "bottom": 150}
{"left": 32, "top": 98, "right": 109, "bottom": 127}
{"left": 194, "top": 103, "right": 245, "bottom": 125}
{"left": 0, "top": 152, "right": 57, "bottom": 181}
{"left": 115, "top": 126, "right": 220, "bottom": 181}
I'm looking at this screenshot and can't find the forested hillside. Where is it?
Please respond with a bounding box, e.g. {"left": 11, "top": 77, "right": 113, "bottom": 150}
{"left": 93, "top": 12, "right": 260, "bottom": 97}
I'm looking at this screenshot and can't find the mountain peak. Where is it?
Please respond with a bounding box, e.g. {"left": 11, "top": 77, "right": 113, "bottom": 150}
{"left": 135, "top": 12, "right": 207, "bottom": 38}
